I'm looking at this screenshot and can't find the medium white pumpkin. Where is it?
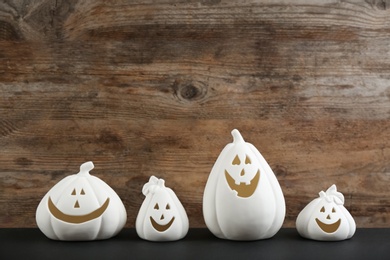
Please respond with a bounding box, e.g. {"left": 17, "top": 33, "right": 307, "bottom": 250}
{"left": 296, "top": 184, "right": 356, "bottom": 241}
{"left": 36, "top": 161, "right": 127, "bottom": 241}
{"left": 136, "top": 176, "right": 189, "bottom": 241}
{"left": 203, "top": 129, "right": 285, "bottom": 240}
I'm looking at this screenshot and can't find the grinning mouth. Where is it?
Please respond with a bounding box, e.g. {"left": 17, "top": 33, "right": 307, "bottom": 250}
{"left": 315, "top": 218, "right": 341, "bottom": 233}
{"left": 48, "top": 197, "right": 110, "bottom": 224}
{"left": 150, "top": 216, "right": 175, "bottom": 232}
{"left": 225, "top": 170, "right": 260, "bottom": 198}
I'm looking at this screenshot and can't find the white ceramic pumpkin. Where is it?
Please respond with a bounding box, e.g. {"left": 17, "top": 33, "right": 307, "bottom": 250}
{"left": 203, "top": 129, "right": 285, "bottom": 240}
{"left": 296, "top": 184, "right": 356, "bottom": 241}
{"left": 36, "top": 161, "right": 127, "bottom": 241}
{"left": 136, "top": 176, "right": 189, "bottom": 241}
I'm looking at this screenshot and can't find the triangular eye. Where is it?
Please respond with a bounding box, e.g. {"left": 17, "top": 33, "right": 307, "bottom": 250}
{"left": 166, "top": 203, "right": 170, "bottom": 210}
{"left": 154, "top": 203, "right": 159, "bottom": 210}
{"left": 320, "top": 206, "right": 325, "bottom": 212}
{"left": 245, "top": 155, "right": 251, "bottom": 164}
{"left": 232, "top": 155, "right": 241, "bottom": 165}
{"left": 80, "top": 189, "right": 85, "bottom": 195}
{"left": 332, "top": 207, "right": 336, "bottom": 213}
{"left": 71, "top": 189, "right": 76, "bottom": 195}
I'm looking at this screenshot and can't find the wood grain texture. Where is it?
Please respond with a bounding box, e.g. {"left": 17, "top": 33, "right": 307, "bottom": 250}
{"left": 1, "top": 0, "right": 390, "bottom": 228}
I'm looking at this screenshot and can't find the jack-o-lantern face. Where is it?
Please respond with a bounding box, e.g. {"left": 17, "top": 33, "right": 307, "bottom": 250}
{"left": 225, "top": 152, "right": 260, "bottom": 198}
{"left": 46, "top": 172, "right": 111, "bottom": 224}
{"left": 48, "top": 186, "right": 110, "bottom": 224}
{"left": 146, "top": 189, "right": 178, "bottom": 233}
{"left": 36, "top": 161, "right": 127, "bottom": 241}
{"left": 150, "top": 202, "right": 175, "bottom": 232}
{"left": 315, "top": 205, "right": 341, "bottom": 233}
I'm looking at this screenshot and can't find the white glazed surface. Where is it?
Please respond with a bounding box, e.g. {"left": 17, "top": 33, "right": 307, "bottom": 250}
{"left": 203, "top": 129, "right": 286, "bottom": 240}
{"left": 296, "top": 184, "right": 356, "bottom": 241}
{"left": 136, "top": 176, "right": 189, "bottom": 241}
{"left": 36, "top": 161, "right": 127, "bottom": 241}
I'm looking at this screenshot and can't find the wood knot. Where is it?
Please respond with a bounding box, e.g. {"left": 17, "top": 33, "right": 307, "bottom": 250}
{"left": 173, "top": 80, "right": 208, "bottom": 103}
{"left": 181, "top": 84, "right": 199, "bottom": 100}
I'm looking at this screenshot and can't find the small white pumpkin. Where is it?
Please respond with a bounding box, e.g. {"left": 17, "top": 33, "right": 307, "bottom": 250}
{"left": 296, "top": 184, "right": 356, "bottom": 241}
{"left": 203, "top": 129, "right": 285, "bottom": 240}
{"left": 136, "top": 176, "right": 189, "bottom": 241}
{"left": 36, "top": 161, "right": 127, "bottom": 241}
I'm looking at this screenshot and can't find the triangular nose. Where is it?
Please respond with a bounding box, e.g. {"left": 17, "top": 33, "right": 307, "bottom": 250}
{"left": 240, "top": 169, "right": 245, "bottom": 176}
{"left": 74, "top": 200, "right": 80, "bottom": 208}
{"left": 326, "top": 214, "right": 331, "bottom": 220}
{"left": 160, "top": 214, "right": 164, "bottom": 220}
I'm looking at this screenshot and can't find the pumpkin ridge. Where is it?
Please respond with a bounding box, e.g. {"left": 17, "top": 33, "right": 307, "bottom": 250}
{"left": 214, "top": 171, "right": 229, "bottom": 239}
{"left": 84, "top": 175, "right": 103, "bottom": 209}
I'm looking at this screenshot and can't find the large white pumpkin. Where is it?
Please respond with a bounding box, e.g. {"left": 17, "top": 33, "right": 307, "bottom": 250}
{"left": 203, "top": 129, "right": 285, "bottom": 240}
{"left": 296, "top": 184, "right": 356, "bottom": 241}
{"left": 36, "top": 161, "right": 127, "bottom": 241}
{"left": 136, "top": 176, "right": 189, "bottom": 241}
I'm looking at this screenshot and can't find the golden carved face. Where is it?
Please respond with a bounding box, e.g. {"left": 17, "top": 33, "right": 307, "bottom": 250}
{"left": 48, "top": 184, "right": 109, "bottom": 224}
{"left": 225, "top": 153, "right": 260, "bottom": 198}
{"left": 149, "top": 202, "right": 175, "bottom": 232}
{"left": 314, "top": 204, "right": 341, "bottom": 233}
{"left": 147, "top": 191, "right": 177, "bottom": 233}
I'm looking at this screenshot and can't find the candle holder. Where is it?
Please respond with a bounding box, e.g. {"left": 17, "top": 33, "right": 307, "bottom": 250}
{"left": 136, "top": 176, "right": 189, "bottom": 241}
{"left": 296, "top": 184, "right": 356, "bottom": 241}
{"left": 36, "top": 161, "right": 127, "bottom": 241}
{"left": 203, "top": 129, "right": 285, "bottom": 240}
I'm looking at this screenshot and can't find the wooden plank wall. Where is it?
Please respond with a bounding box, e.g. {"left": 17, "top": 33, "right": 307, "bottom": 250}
{"left": 1, "top": 0, "right": 389, "bottom": 228}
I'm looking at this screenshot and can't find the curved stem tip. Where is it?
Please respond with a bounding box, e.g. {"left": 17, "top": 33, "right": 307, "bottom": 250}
{"left": 231, "top": 129, "right": 245, "bottom": 143}
{"left": 79, "top": 161, "right": 94, "bottom": 176}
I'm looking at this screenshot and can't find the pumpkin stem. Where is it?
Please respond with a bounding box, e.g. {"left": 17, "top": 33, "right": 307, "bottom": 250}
{"left": 158, "top": 178, "right": 165, "bottom": 187}
{"left": 142, "top": 176, "right": 166, "bottom": 196}
{"left": 231, "top": 129, "right": 245, "bottom": 143}
{"left": 79, "top": 161, "right": 94, "bottom": 176}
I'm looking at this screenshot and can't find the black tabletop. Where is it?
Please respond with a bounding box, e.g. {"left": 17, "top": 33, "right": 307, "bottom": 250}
{"left": 0, "top": 228, "right": 389, "bottom": 260}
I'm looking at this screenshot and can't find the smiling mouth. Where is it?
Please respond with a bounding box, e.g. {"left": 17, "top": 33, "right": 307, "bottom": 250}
{"left": 150, "top": 216, "right": 175, "bottom": 232}
{"left": 48, "top": 197, "right": 110, "bottom": 224}
{"left": 225, "top": 170, "right": 260, "bottom": 198}
{"left": 315, "top": 218, "right": 341, "bottom": 233}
